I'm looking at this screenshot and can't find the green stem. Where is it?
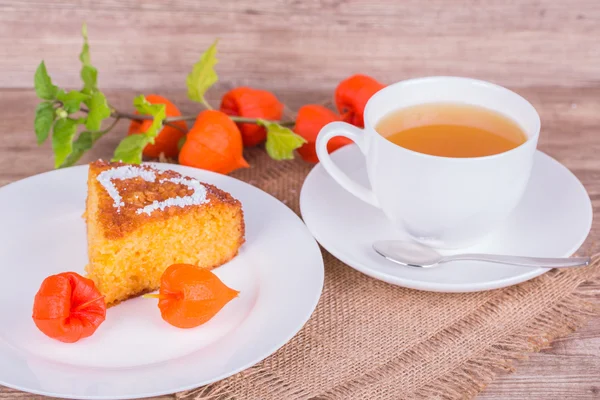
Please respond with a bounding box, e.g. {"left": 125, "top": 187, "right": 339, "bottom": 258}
{"left": 115, "top": 112, "right": 187, "bottom": 132}
{"left": 201, "top": 98, "right": 214, "bottom": 111}
{"left": 121, "top": 113, "right": 295, "bottom": 127}
{"left": 163, "top": 115, "right": 199, "bottom": 122}
{"left": 230, "top": 116, "right": 291, "bottom": 126}
{"left": 163, "top": 121, "right": 188, "bottom": 132}
{"left": 98, "top": 117, "right": 121, "bottom": 136}
{"left": 83, "top": 108, "right": 296, "bottom": 131}
{"left": 81, "top": 108, "right": 187, "bottom": 133}
{"left": 110, "top": 110, "right": 139, "bottom": 120}
{"left": 230, "top": 116, "right": 257, "bottom": 124}
{"left": 167, "top": 114, "right": 295, "bottom": 127}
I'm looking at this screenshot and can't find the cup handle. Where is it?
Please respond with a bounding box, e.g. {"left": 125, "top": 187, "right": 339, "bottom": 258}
{"left": 316, "top": 121, "right": 379, "bottom": 208}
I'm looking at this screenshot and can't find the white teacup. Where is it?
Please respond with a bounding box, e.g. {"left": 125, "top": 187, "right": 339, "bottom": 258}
{"left": 315, "top": 76, "right": 540, "bottom": 249}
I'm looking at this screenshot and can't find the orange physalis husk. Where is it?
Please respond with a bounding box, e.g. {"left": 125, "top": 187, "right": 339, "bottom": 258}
{"left": 32, "top": 272, "right": 106, "bottom": 343}
{"left": 293, "top": 104, "right": 352, "bottom": 163}
{"left": 153, "top": 264, "right": 239, "bottom": 329}
{"left": 334, "top": 74, "right": 385, "bottom": 128}
{"left": 128, "top": 94, "right": 188, "bottom": 158}
{"left": 220, "top": 87, "right": 284, "bottom": 147}
{"left": 178, "top": 110, "right": 249, "bottom": 174}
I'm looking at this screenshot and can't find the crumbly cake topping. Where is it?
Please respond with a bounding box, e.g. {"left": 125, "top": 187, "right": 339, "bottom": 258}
{"left": 88, "top": 160, "right": 241, "bottom": 239}
{"left": 96, "top": 164, "right": 209, "bottom": 215}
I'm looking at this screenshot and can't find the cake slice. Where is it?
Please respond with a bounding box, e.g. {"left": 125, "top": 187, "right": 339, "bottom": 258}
{"left": 85, "top": 160, "right": 245, "bottom": 306}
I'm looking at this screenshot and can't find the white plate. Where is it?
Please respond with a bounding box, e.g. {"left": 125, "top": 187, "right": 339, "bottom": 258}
{"left": 0, "top": 163, "right": 324, "bottom": 399}
{"left": 300, "top": 145, "right": 592, "bottom": 292}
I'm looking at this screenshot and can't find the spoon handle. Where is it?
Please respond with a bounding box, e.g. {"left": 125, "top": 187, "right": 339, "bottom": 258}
{"left": 443, "top": 254, "right": 591, "bottom": 268}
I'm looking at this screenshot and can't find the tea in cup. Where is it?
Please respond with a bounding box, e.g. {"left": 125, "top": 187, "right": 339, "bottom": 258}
{"left": 316, "top": 77, "right": 540, "bottom": 249}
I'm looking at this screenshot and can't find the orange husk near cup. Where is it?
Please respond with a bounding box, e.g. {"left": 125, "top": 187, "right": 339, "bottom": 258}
{"left": 294, "top": 104, "right": 352, "bottom": 163}
{"left": 334, "top": 74, "right": 385, "bottom": 128}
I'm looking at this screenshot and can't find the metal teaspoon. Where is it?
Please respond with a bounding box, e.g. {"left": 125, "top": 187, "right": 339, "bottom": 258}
{"left": 373, "top": 240, "right": 591, "bottom": 269}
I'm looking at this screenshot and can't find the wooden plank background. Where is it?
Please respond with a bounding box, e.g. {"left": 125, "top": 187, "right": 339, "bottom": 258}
{"left": 0, "top": 0, "right": 599, "bottom": 399}
{"left": 1, "top": 0, "right": 600, "bottom": 92}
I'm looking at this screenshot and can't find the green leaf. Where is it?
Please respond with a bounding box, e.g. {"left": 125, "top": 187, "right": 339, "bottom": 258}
{"left": 34, "top": 102, "right": 55, "bottom": 144}
{"left": 85, "top": 91, "right": 111, "bottom": 131}
{"left": 133, "top": 94, "right": 160, "bottom": 115}
{"left": 186, "top": 40, "right": 218, "bottom": 107}
{"left": 79, "top": 23, "right": 91, "bottom": 65}
{"left": 258, "top": 119, "right": 307, "bottom": 160}
{"left": 132, "top": 94, "right": 166, "bottom": 138}
{"left": 52, "top": 118, "right": 79, "bottom": 168}
{"left": 34, "top": 61, "right": 58, "bottom": 100}
{"left": 56, "top": 89, "right": 90, "bottom": 113}
{"left": 111, "top": 134, "right": 153, "bottom": 164}
{"left": 81, "top": 66, "right": 98, "bottom": 94}
{"left": 112, "top": 95, "right": 166, "bottom": 164}
{"left": 79, "top": 23, "right": 98, "bottom": 94}
{"left": 60, "top": 130, "right": 103, "bottom": 168}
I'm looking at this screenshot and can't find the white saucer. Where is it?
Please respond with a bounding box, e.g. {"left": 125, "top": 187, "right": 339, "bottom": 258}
{"left": 300, "top": 145, "right": 592, "bottom": 292}
{"left": 0, "top": 164, "right": 324, "bottom": 399}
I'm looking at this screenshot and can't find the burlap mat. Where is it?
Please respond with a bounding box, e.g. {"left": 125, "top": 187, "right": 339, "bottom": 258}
{"left": 178, "top": 148, "right": 600, "bottom": 400}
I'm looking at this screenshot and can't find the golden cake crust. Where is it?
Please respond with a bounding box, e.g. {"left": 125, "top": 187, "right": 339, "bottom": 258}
{"left": 89, "top": 160, "right": 243, "bottom": 239}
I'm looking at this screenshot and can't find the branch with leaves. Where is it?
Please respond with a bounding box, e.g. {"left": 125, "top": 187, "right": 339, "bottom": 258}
{"left": 33, "top": 23, "right": 385, "bottom": 173}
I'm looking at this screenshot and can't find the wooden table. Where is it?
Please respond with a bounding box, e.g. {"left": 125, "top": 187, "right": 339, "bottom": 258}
{"left": 0, "top": 87, "right": 598, "bottom": 399}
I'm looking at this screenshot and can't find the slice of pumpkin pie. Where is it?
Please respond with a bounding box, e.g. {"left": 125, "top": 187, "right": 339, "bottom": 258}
{"left": 84, "top": 160, "right": 245, "bottom": 306}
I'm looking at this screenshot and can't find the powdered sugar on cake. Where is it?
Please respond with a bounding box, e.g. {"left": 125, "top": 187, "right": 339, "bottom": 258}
{"left": 96, "top": 165, "right": 209, "bottom": 214}
{"left": 136, "top": 177, "right": 208, "bottom": 215}
{"left": 97, "top": 166, "right": 156, "bottom": 209}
